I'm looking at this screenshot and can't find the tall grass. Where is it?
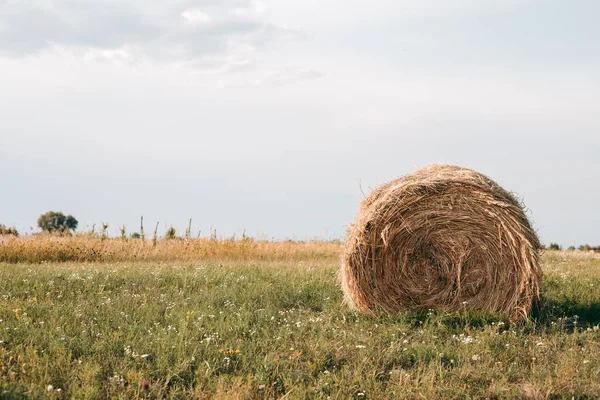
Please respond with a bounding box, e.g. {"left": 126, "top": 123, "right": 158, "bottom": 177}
{"left": 0, "top": 235, "right": 342, "bottom": 264}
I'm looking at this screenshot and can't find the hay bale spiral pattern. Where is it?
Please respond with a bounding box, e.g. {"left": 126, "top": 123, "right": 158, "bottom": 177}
{"left": 341, "top": 164, "right": 542, "bottom": 321}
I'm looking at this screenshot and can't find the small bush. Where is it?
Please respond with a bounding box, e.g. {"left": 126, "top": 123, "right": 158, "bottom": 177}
{"left": 165, "top": 226, "right": 177, "bottom": 240}
{"left": 0, "top": 224, "right": 19, "bottom": 236}
{"left": 548, "top": 243, "right": 562, "bottom": 251}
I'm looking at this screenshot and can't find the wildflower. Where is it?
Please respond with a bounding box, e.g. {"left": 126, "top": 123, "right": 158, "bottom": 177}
{"left": 258, "top": 384, "right": 266, "bottom": 390}
{"left": 355, "top": 345, "right": 366, "bottom": 349}
{"left": 536, "top": 342, "right": 543, "bottom": 346}
{"left": 583, "top": 360, "right": 590, "bottom": 364}
{"left": 472, "top": 354, "right": 481, "bottom": 361}
{"left": 47, "top": 385, "right": 53, "bottom": 392}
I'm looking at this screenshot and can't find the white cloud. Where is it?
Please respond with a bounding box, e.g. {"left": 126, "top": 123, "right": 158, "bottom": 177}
{"left": 267, "top": 0, "right": 532, "bottom": 32}
{"left": 0, "top": 0, "right": 319, "bottom": 86}
{"left": 0, "top": 0, "right": 306, "bottom": 74}
{"left": 181, "top": 9, "right": 211, "bottom": 24}
{"left": 230, "top": 0, "right": 266, "bottom": 16}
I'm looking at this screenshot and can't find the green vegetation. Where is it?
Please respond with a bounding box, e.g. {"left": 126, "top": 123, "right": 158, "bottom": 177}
{"left": 37, "top": 212, "right": 78, "bottom": 234}
{"left": 165, "top": 226, "right": 177, "bottom": 240}
{"left": 1, "top": 248, "right": 599, "bottom": 398}
{"left": 0, "top": 225, "right": 18, "bottom": 236}
{"left": 548, "top": 242, "right": 562, "bottom": 251}
{"left": 579, "top": 244, "right": 600, "bottom": 252}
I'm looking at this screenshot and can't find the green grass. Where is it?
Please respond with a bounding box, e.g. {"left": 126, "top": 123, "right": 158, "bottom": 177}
{"left": 1, "top": 252, "right": 600, "bottom": 399}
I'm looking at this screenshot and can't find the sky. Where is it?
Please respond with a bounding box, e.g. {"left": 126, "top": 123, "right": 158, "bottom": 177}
{"left": 0, "top": 0, "right": 599, "bottom": 245}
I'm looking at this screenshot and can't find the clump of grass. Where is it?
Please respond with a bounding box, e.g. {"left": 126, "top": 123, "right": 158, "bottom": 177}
{"left": 185, "top": 219, "right": 192, "bottom": 240}
{"left": 140, "top": 216, "right": 145, "bottom": 241}
{"left": 101, "top": 222, "right": 109, "bottom": 240}
{"left": 152, "top": 222, "right": 159, "bottom": 247}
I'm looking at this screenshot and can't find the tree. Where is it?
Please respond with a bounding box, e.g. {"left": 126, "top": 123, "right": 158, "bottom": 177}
{"left": 37, "top": 211, "right": 78, "bottom": 233}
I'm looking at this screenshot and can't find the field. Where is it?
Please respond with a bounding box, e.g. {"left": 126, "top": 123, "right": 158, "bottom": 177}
{"left": 1, "top": 237, "right": 600, "bottom": 399}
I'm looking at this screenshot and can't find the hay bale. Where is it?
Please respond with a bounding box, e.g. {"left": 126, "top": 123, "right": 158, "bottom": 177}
{"left": 341, "top": 164, "right": 542, "bottom": 321}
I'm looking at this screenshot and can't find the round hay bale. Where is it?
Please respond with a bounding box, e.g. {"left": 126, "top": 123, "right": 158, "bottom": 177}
{"left": 341, "top": 164, "right": 542, "bottom": 321}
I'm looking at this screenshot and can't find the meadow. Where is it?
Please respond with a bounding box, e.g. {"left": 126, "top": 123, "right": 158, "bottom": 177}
{"left": 1, "top": 236, "right": 599, "bottom": 399}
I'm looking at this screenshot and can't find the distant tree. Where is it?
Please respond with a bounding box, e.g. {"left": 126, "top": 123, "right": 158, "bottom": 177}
{"left": 567, "top": 246, "right": 576, "bottom": 251}
{"left": 548, "top": 242, "right": 562, "bottom": 251}
{"left": 0, "top": 224, "right": 19, "bottom": 236}
{"left": 37, "top": 211, "right": 78, "bottom": 233}
{"left": 130, "top": 232, "right": 141, "bottom": 239}
{"left": 578, "top": 244, "right": 600, "bottom": 252}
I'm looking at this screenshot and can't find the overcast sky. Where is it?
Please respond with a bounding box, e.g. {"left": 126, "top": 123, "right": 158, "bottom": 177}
{"left": 1, "top": 0, "right": 598, "bottom": 245}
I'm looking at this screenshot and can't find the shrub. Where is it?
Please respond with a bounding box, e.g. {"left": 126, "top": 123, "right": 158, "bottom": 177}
{"left": 0, "top": 224, "right": 19, "bottom": 236}
{"left": 548, "top": 243, "right": 562, "bottom": 251}
{"left": 165, "top": 226, "right": 177, "bottom": 240}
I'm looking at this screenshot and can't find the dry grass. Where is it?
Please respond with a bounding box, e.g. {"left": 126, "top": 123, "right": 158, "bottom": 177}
{"left": 0, "top": 235, "right": 342, "bottom": 264}
{"left": 341, "top": 164, "right": 542, "bottom": 321}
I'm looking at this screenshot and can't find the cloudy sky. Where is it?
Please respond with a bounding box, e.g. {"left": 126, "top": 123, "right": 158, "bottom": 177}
{"left": 1, "top": 0, "right": 598, "bottom": 245}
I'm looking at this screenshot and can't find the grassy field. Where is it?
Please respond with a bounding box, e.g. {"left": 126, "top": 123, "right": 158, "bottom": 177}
{"left": 1, "top": 238, "right": 600, "bottom": 399}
